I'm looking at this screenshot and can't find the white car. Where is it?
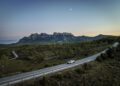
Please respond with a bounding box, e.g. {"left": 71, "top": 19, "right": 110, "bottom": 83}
{"left": 67, "top": 60, "right": 75, "bottom": 64}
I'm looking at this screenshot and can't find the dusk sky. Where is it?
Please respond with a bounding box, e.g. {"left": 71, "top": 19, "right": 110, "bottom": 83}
{"left": 0, "top": 0, "right": 120, "bottom": 42}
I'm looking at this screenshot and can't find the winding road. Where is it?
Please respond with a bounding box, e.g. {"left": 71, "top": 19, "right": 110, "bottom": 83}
{"left": 0, "top": 42, "right": 119, "bottom": 86}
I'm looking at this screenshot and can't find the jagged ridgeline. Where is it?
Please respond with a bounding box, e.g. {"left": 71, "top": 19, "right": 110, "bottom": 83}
{"left": 17, "top": 32, "right": 106, "bottom": 44}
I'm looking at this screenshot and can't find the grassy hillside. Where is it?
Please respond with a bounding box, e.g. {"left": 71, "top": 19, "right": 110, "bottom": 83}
{"left": 15, "top": 38, "right": 120, "bottom": 86}
{"left": 0, "top": 39, "right": 113, "bottom": 77}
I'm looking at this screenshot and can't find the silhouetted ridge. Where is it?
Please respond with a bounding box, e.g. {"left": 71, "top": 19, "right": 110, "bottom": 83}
{"left": 18, "top": 32, "right": 107, "bottom": 44}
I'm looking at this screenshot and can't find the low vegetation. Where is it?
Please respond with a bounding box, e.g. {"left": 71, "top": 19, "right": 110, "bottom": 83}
{"left": 0, "top": 36, "right": 119, "bottom": 78}
{"left": 0, "top": 41, "right": 109, "bottom": 77}
{"left": 15, "top": 38, "right": 120, "bottom": 86}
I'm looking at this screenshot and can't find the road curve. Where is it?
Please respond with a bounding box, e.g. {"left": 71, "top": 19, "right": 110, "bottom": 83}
{"left": 0, "top": 42, "right": 119, "bottom": 86}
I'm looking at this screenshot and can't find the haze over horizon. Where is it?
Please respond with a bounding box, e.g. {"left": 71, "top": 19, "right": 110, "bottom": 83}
{"left": 0, "top": 0, "right": 120, "bottom": 42}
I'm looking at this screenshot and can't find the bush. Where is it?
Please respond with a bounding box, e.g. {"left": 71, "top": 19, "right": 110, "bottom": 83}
{"left": 100, "top": 53, "right": 107, "bottom": 60}
{"left": 96, "top": 56, "right": 103, "bottom": 62}
{"left": 106, "top": 48, "right": 114, "bottom": 58}
{"left": 52, "top": 73, "right": 63, "bottom": 80}
{"left": 75, "top": 68, "right": 85, "bottom": 74}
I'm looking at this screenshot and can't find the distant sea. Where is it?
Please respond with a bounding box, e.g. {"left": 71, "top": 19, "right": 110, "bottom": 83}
{"left": 0, "top": 40, "right": 18, "bottom": 44}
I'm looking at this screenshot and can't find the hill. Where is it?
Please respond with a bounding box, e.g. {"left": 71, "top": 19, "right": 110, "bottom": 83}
{"left": 15, "top": 40, "right": 120, "bottom": 86}
{"left": 0, "top": 40, "right": 112, "bottom": 78}
{"left": 17, "top": 32, "right": 107, "bottom": 44}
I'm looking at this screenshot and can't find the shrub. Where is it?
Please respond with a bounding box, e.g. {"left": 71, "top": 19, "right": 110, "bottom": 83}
{"left": 96, "top": 56, "right": 103, "bottom": 62}
{"left": 75, "top": 68, "right": 85, "bottom": 74}
{"left": 52, "top": 73, "right": 63, "bottom": 80}
{"left": 81, "top": 63, "right": 91, "bottom": 70}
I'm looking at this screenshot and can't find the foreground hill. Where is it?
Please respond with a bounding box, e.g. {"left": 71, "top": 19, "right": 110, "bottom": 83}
{"left": 0, "top": 39, "right": 114, "bottom": 78}
{"left": 15, "top": 39, "right": 120, "bottom": 86}
{"left": 17, "top": 32, "right": 107, "bottom": 44}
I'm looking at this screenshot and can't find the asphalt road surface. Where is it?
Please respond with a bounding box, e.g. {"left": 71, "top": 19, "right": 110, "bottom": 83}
{"left": 0, "top": 42, "right": 119, "bottom": 86}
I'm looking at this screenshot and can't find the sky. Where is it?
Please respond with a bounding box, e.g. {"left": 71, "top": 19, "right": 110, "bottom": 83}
{"left": 0, "top": 0, "right": 120, "bottom": 42}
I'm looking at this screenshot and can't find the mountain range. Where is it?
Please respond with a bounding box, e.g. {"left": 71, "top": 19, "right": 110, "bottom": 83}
{"left": 17, "top": 32, "right": 107, "bottom": 44}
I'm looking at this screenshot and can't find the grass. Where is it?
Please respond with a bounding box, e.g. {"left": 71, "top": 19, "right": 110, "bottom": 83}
{"left": 0, "top": 39, "right": 115, "bottom": 77}
{"left": 14, "top": 42, "right": 120, "bottom": 86}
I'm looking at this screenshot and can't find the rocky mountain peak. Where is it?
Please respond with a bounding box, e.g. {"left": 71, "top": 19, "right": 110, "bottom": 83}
{"left": 18, "top": 32, "right": 107, "bottom": 44}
